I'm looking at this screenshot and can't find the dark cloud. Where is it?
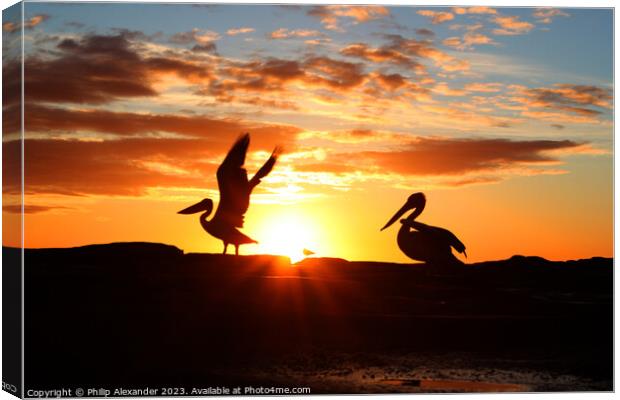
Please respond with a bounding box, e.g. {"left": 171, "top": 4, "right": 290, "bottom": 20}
{"left": 3, "top": 205, "right": 72, "bottom": 214}
{"left": 340, "top": 43, "right": 423, "bottom": 70}
{"left": 415, "top": 28, "right": 435, "bottom": 37}
{"left": 21, "top": 104, "right": 301, "bottom": 141}
{"left": 5, "top": 102, "right": 301, "bottom": 196}
{"left": 5, "top": 129, "right": 297, "bottom": 196}
{"left": 295, "top": 137, "right": 583, "bottom": 178}
{"left": 4, "top": 32, "right": 211, "bottom": 106}
{"left": 340, "top": 34, "right": 468, "bottom": 72}
{"left": 192, "top": 43, "right": 217, "bottom": 53}
{"left": 516, "top": 84, "right": 612, "bottom": 118}
{"left": 374, "top": 73, "right": 408, "bottom": 90}
{"left": 203, "top": 55, "right": 366, "bottom": 103}
{"left": 303, "top": 56, "right": 366, "bottom": 89}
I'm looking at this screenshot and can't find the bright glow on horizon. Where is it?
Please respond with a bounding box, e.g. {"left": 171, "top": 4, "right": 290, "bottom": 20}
{"left": 254, "top": 212, "right": 319, "bottom": 263}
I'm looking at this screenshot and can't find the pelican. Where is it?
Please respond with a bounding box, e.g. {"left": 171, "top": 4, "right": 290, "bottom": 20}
{"left": 178, "top": 133, "right": 281, "bottom": 255}
{"left": 381, "top": 192, "right": 466, "bottom": 265}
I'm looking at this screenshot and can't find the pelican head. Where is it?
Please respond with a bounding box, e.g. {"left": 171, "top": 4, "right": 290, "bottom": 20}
{"left": 178, "top": 198, "right": 214, "bottom": 216}
{"left": 381, "top": 192, "right": 426, "bottom": 231}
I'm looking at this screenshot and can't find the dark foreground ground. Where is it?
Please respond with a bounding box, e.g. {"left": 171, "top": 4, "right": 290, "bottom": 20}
{"left": 14, "top": 243, "right": 613, "bottom": 394}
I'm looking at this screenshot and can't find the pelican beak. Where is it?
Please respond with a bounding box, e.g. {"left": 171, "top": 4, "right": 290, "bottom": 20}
{"left": 381, "top": 193, "right": 426, "bottom": 231}
{"left": 177, "top": 198, "right": 213, "bottom": 215}
{"left": 380, "top": 202, "right": 412, "bottom": 231}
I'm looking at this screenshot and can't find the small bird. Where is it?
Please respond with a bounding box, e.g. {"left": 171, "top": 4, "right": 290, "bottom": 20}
{"left": 303, "top": 248, "right": 315, "bottom": 257}
{"left": 381, "top": 192, "right": 466, "bottom": 265}
{"left": 178, "top": 133, "right": 281, "bottom": 255}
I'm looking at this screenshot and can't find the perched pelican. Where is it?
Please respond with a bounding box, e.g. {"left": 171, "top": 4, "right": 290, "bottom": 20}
{"left": 381, "top": 193, "right": 466, "bottom": 265}
{"left": 178, "top": 133, "right": 281, "bottom": 255}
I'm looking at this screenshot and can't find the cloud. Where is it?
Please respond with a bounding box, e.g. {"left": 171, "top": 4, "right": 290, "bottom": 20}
{"left": 307, "top": 5, "right": 389, "bottom": 30}
{"left": 417, "top": 10, "right": 454, "bottom": 24}
{"left": 295, "top": 137, "right": 586, "bottom": 182}
{"left": 170, "top": 28, "right": 220, "bottom": 44}
{"left": 191, "top": 43, "right": 217, "bottom": 53}
{"left": 5, "top": 108, "right": 301, "bottom": 195}
{"left": 442, "top": 31, "right": 495, "bottom": 50}
{"left": 226, "top": 27, "right": 255, "bottom": 36}
{"left": 340, "top": 35, "right": 469, "bottom": 73}
{"left": 463, "top": 82, "right": 503, "bottom": 92}
{"left": 269, "top": 28, "right": 322, "bottom": 39}
{"left": 3, "top": 139, "right": 210, "bottom": 196}
{"left": 385, "top": 34, "right": 469, "bottom": 72}
{"left": 3, "top": 205, "right": 71, "bottom": 214}
{"left": 533, "top": 8, "right": 570, "bottom": 24}
{"left": 432, "top": 82, "right": 466, "bottom": 96}
{"left": 19, "top": 104, "right": 301, "bottom": 141}
{"left": 415, "top": 28, "right": 435, "bottom": 37}
{"left": 5, "top": 32, "right": 212, "bottom": 106}
{"left": 511, "top": 84, "right": 612, "bottom": 121}
{"left": 303, "top": 56, "right": 366, "bottom": 90}
{"left": 304, "top": 38, "right": 332, "bottom": 46}
{"left": 452, "top": 6, "right": 498, "bottom": 15}
{"left": 204, "top": 55, "right": 367, "bottom": 103}
{"left": 2, "top": 21, "right": 18, "bottom": 33}
{"left": 300, "top": 129, "right": 405, "bottom": 144}
{"left": 373, "top": 73, "right": 409, "bottom": 91}
{"left": 3, "top": 14, "right": 49, "bottom": 33}
{"left": 339, "top": 43, "right": 423, "bottom": 70}
{"left": 492, "top": 15, "right": 534, "bottom": 36}
{"left": 420, "top": 103, "right": 518, "bottom": 128}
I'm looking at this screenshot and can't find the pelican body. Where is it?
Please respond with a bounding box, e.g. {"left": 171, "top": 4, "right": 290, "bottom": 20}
{"left": 178, "top": 133, "right": 281, "bottom": 255}
{"left": 381, "top": 193, "right": 466, "bottom": 265}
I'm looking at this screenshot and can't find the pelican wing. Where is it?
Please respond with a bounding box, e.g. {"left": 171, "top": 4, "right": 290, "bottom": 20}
{"left": 249, "top": 146, "right": 281, "bottom": 189}
{"left": 216, "top": 134, "right": 252, "bottom": 227}
{"left": 411, "top": 221, "right": 466, "bottom": 254}
{"left": 221, "top": 133, "right": 250, "bottom": 170}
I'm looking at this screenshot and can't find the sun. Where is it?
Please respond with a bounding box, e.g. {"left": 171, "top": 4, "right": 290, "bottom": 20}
{"left": 254, "top": 213, "right": 318, "bottom": 263}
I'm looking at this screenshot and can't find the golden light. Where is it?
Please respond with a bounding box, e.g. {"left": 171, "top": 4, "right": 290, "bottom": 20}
{"left": 254, "top": 212, "right": 319, "bottom": 263}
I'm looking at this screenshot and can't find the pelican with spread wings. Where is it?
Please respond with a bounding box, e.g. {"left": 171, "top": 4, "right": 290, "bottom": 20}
{"left": 178, "top": 133, "right": 281, "bottom": 255}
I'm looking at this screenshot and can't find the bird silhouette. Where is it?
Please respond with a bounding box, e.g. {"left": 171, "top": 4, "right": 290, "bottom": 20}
{"left": 381, "top": 192, "right": 466, "bottom": 265}
{"left": 303, "top": 248, "right": 315, "bottom": 256}
{"left": 178, "top": 133, "right": 281, "bottom": 255}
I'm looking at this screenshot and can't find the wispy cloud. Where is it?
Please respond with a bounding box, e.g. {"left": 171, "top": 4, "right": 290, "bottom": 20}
{"left": 492, "top": 15, "right": 535, "bottom": 36}
{"left": 533, "top": 8, "right": 570, "bottom": 24}
{"left": 169, "top": 28, "right": 220, "bottom": 44}
{"left": 452, "top": 6, "right": 498, "bottom": 15}
{"left": 443, "top": 30, "right": 496, "bottom": 50}
{"left": 417, "top": 10, "right": 454, "bottom": 24}
{"left": 269, "top": 28, "right": 322, "bottom": 39}
{"left": 509, "top": 84, "right": 612, "bottom": 123}
{"left": 340, "top": 34, "right": 470, "bottom": 73}
{"left": 3, "top": 14, "right": 49, "bottom": 33}
{"left": 307, "top": 5, "right": 389, "bottom": 31}
{"left": 226, "top": 27, "right": 254, "bottom": 36}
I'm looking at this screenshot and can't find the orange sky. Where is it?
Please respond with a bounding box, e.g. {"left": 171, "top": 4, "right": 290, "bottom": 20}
{"left": 2, "top": 4, "right": 613, "bottom": 262}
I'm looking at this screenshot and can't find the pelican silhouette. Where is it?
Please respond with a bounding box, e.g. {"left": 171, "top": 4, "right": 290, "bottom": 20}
{"left": 381, "top": 193, "right": 466, "bottom": 265}
{"left": 178, "top": 133, "right": 281, "bottom": 255}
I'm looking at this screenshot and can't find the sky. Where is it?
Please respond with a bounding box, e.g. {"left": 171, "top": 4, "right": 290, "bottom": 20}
{"left": 2, "top": 2, "right": 613, "bottom": 263}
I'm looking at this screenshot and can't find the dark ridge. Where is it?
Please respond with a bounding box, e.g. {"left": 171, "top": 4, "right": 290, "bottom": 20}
{"left": 19, "top": 242, "right": 612, "bottom": 391}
